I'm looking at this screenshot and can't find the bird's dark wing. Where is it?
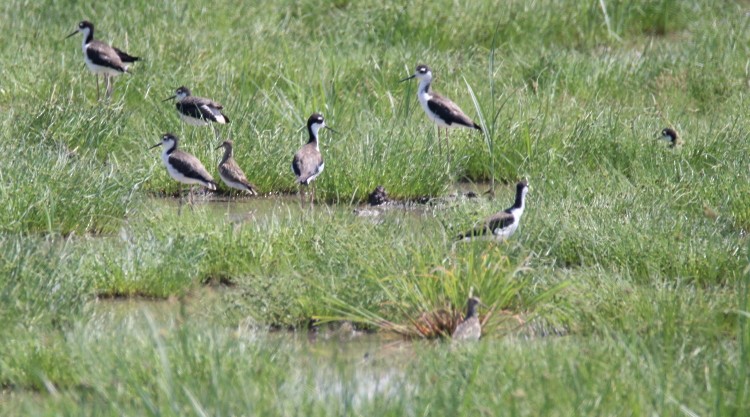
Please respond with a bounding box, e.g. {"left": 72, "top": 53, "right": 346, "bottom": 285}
{"left": 177, "top": 101, "right": 215, "bottom": 122}
{"left": 86, "top": 41, "right": 126, "bottom": 72}
{"left": 291, "top": 154, "right": 302, "bottom": 178}
{"left": 221, "top": 159, "right": 258, "bottom": 193}
{"left": 485, "top": 211, "right": 515, "bottom": 231}
{"left": 427, "top": 92, "right": 481, "bottom": 130}
{"left": 292, "top": 145, "right": 323, "bottom": 184}
{"left": 456, "top": 211, "right": 514, "bottom": 239}
{"left": 113, "top": 46, "right": 139, "bottom": 63}
{"left": 178, "top": 97, "right": 228, "bottom": 123}
{"left": 219, "top": 159, "right": 249, "bottom": 184}
{"left": 168, "top": 152, "right": 213, "bottom": 183}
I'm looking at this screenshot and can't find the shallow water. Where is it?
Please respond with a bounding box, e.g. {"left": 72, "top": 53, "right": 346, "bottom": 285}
{"left": 90, "top": 293, "right": 418, "bottom": 404}
{"left": 153, "top": 180, "right": 499, "bottom": 221}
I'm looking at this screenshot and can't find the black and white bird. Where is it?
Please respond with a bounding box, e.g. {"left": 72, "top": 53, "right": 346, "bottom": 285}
{"left": 216, "top": 140, "right": 259, "bottom": 195}
{"left": 400, "top": 64, "right": 481, "bottom": 152}
{"left": 66, "top": 20, "right": 139, "bottom": 100}
{"left": 659, "top": 127, "right": 683, "bottom": 148}
{"left": 457, "top": 180, "right": 529, "bottom": 241}
{"left": 163, "top": 86, "right": 230, "bottom": 128}
{"left": 452, "top": 297, "right": 483, "bottom": 342}
{"left": 292, "top": 113, "right": 333, "bottom": 207}
{"left": 150, "top": 133, "right": 217, "bottom": 212}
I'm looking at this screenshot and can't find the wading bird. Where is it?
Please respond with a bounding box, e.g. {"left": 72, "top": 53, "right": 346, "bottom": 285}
{"left": 66, "top": 20, "right": 139, "bottom": 100}
{"left": 292, "top": 113, "right": 335, "bottom": 208}
{"left": 457, "top": 180, "right": 529, "bottom": 241}
{"left": 150, "top": 133, "right": 217, "bottom": 214}
{"left": 216, "top": 140, "right": 259, "bottom": 196}
{"left": 659, "top": 127, "right": 683, "bottom": 149}
{"left": 400, "top": 64, "right": 481, "bottom": 155}
{"left": 163, "top": 86, "right": 230, "bottom": 139}
{"left": 452, "top": 297, "right": 483, "bottom": 341}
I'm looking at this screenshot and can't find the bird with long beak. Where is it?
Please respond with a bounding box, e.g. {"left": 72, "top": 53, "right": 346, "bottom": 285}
{"left": 215, "top": 140, "right": 259, "bottom": 196}
{"left": 66, "top": 20, "right": 139, "bottom": 100}
{"left": 400, "top": 64, "right": 481, "bottom": 155}
{"left": 150, "top": 133, "right": 217, "bottom": 214}
{"left": 452, "top": 297, "right": 485, "bottom": 341}
{"left": 291, "top": 113, "right": 336, "bottom": 208}
{"left": 457, "top": 180, "right": 529, "bottom": 242}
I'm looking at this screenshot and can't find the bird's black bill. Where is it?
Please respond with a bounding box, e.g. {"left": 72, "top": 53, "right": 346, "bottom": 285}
{"left": 162, "top": 95, "right": 176, "bottom": 102}
{"left": 214, "top": 143, "right": 224, "bottom": 150}
{"left": 399, "top": 74, "right": 416, "bottom": 83}
{"left": 64, "top": 30, "right": 79, "bottom": 39}
{"left": 149, "top": 143, "right": 161, "bottom": 150}
{"left": 325, "top": 126, "right": 339, "bottom": 134}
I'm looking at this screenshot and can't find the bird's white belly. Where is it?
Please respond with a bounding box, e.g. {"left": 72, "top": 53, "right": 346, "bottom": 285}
{"left": 179, "top": 113, "right": 209, "bottom": 126}
{"left": 161, "top": 153, "right": 203, "bottom": 186}
{"left": 492, "top": 221, "right": 518, "bottom": 240}
{"left": 305, "top": 162, "right": 324, "bottom": 184}
{"left": 83, "top": 49, "right": 123, "bottom": 76}
{"left": 219, "top": 173, "right": 248, "bottom": 191}
{"left": 165, "top": 164, "right": 205, "bottom": 185}
{"left": 418, "top": 92, "right": 450, "bottom": 128}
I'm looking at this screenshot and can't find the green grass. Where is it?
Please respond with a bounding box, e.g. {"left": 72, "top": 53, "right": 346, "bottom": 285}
{"left": 1, "top": 0, "right": 750, "bottom": 415}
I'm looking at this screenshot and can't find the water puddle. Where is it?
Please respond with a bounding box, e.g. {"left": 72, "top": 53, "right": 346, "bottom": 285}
{"left": 89, "top": 293, "right": 419, "bottom": 403}
{"left": 145, "top": 180, "right": 504, "bottom": 228}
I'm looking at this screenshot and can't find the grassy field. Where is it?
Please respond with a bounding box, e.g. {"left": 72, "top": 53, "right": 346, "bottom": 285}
{"left": 1, "top": 0, "right": 749, "bottom": 415}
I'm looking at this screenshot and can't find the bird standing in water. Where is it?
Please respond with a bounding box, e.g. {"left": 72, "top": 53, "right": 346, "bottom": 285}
{"left": 291, "top": 113, "right": 334, "bottom": 208}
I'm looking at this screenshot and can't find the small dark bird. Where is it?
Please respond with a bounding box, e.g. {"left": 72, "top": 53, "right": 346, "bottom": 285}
{"left": 452, "top": 297, "right": 482, "bottom": 341}
{"left": 400, "top": 64, "right": 481, "bottom": 153}
{"left": 216, "top": 140, "right": 259, "bottom": 195}
{"left": 66, "top": 20, "right": 139, "bottom": 100}
{"left": 291, "top": 113, "right": 334, "bottom": 208}
{"left": 368, "top": 185, "right": 389, "bottom": 206}
{"left": 150, "top": 133, "right": 217, "bottom": 213}
{"left": 163, "top": 86, "right": 230, "bottom": 127}
{"left": 457, "top": 180, "right": 529, "bottom": 241}
{"left": 659, "top": 127, "right": 683, "bottom": 148}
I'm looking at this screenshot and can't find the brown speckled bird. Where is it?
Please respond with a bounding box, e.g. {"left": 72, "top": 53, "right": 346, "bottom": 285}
{"left": 216, "top": 140, "right": 258, "bottom": 195}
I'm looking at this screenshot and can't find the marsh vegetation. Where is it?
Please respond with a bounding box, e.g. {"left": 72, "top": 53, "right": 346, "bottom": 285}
{"left": 1, "top": 0, "right": 749, "bottom": 415}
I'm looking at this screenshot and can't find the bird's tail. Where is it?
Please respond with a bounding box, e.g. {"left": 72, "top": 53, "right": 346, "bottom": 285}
{"left": 114, "top": 47, "right": 140, "bottom": 63}
{"left": 245, "top": 182, "right": 259, "bottom": 195}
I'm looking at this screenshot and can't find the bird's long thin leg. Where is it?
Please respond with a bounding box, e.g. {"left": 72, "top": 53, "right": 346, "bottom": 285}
{"left": 105, "top": 75, "right": 113, "bottom": 100}
{"left": 310, "top": 183, "right": 315, "bottom": 209}
{"left": 445, "top": 128, "right": 452, "bottom": 165}
{"left": 95, "top": 75, "right": 100, "bottom": 101}
{"left": 299, "top": 185, "right": 304, "bottom": 208}
{"left": 211, "top": 124, "right": 220, "bottom": 141}
{"left": 437, "top": 127, "right": 442, "bottom": 156}
{"left": 177, "top": 185, "right": 184, "bottom": 216}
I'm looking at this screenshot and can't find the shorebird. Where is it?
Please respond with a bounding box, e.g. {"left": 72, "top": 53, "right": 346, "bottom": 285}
{"left": 66, "top": 20, "right": 139, "bottom": 100}
{"left": 659, "top": 127, "right": 683, "bottom": 148}
{"left": 400, "top": 64, "right": 481, "bottom": 154}
{"left": 215, "top": 140, "right": 259, "bottom": 196}
{"left": 457, "top": 180, "right": 529, "bottom": 241}
{"left": 163, "top": 86, "right": 229, "bottom": 139}
{"left": 452, "top": 297, "right": 482, "bottom": 341}
{"left": 150, "top": 133, "right": 217, "bottom": 213}
{"left": 292, "top": 113, "right": 334, "bottom": 208}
